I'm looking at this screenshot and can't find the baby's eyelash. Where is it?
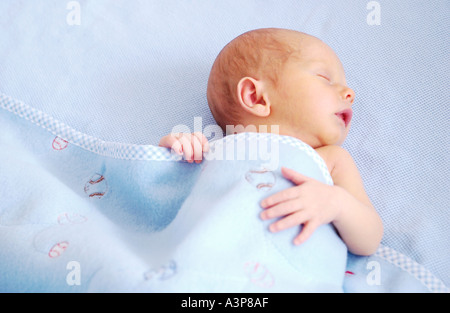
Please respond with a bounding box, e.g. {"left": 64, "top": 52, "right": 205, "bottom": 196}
{"left": 317, "top": 74, "right": 331, "bottom": 81}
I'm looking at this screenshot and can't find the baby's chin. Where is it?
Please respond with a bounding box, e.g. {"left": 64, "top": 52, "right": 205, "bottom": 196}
{"left": 316, "top": 130, "right": 350, "bottom": 148}
{"left": 335, "top": 129, "right": 350, "bottom": 146}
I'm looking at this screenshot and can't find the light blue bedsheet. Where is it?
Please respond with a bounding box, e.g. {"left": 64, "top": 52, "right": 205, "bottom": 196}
{"left": 0, "top": 94, "right": 447, "bottom": 292}
{"left": 0, "top": 0, "right": 449, "bottom": 292}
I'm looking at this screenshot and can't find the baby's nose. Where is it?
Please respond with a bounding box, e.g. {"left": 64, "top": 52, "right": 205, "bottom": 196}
{"left": 342, "top": 86, "right": 355, "bottom": 105}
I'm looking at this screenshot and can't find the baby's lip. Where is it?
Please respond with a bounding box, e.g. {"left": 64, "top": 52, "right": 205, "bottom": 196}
{"left": 335, "top": 109, "right": 353, "bottom": 127}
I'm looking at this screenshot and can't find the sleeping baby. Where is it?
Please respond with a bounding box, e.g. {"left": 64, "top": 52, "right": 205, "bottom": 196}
{"left": 159, "top": 28, "right": 383, "bottom": 256}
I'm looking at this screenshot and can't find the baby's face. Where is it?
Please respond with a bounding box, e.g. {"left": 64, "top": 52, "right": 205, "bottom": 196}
{"left": 269, "top": 34, "right": 355, "bottom": 148}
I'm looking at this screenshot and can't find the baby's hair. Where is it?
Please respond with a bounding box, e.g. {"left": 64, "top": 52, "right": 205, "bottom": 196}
{"left": 207, "top": 28, "right": 302, "bottom": 131}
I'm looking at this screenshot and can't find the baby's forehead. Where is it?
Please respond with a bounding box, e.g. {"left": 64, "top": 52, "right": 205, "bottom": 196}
{"left": 289, "top": 39, "right": 344, "bottom": 70}
{"left": 262, "top": 32, "right": 341, "bottom": 64}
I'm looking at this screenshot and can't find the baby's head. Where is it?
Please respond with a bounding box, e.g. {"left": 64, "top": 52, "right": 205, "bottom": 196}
{"left": 207, "top": 28, "right": 355, "bottom": 149}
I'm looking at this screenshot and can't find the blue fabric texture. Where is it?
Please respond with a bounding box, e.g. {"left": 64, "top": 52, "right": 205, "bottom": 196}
{"left": 0, "top": 95, "right": 347, "bottom": 292}
{"left": 0, "top": 94, "right": 447, "bottom": 293}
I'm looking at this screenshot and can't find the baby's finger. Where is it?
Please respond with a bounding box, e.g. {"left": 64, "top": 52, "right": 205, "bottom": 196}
{"left": 260, "top": 199, "right": 303, "bottom": 220}
{"left": 191, "top": 133, "right": 204, "bottom": 163}
{"left": 158, "top": 134, "right": 183, "bottom": 155}
{"left": 178, "top": 134, "right": 194, "bottom": 162}
{"left": 260, "top": 186, "right": 302, "bottom": 209}
{"left": 281, "top": 167, "right": 313, "bottom": 185}
{"left": 269, "top": 210, "right": 309, "bottom": 233}
{"left": 193, "top": 132, "right": 210, "bottom": 153}
{"left": 293, "top": 221, "right": 320, "bottom": 245}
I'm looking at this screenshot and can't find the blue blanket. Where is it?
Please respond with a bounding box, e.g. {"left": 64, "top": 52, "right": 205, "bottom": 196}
{"left": 0, "top": 93, "right": 447, "bottom": 293}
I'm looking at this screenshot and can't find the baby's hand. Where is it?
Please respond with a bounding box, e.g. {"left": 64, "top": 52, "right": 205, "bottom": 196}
{"left": 260, "top": 167, "right": 341, "bottom": 245}
{"left": 159, "top": 132, "right": 209, "bottom": 163}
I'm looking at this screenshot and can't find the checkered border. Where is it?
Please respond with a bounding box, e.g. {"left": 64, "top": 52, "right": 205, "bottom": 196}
{"left": 0, "top": 92, "right": 175, "bottom": 160}
{"left": 1, "top": 92, "right": 448, "bottom": 292}
{"left": 0, "top": 92, "right": 333, "bottom": 184}
{"left": 375, "top": 245, "right": 449, "bottom": 293}
{"left": 210, "top": 132, "right": 333, "bottom": 185}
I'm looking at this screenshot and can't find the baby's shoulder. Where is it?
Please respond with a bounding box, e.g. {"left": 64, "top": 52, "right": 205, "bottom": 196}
{"left": 314, "top": 145, "right": 354, "bottom": 174}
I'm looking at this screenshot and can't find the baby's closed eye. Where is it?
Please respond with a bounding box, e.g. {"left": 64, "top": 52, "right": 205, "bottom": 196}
{"left": 317, "top": 73, "right": 331, "bottom": 82}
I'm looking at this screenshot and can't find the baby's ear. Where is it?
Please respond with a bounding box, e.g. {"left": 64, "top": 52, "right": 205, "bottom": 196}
{"left": 237, "top": 77, "right": 271, "bottom": 117}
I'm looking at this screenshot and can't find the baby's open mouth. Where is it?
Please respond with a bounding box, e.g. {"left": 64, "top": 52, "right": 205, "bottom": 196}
{"left": 335, "top": 109, "right": 353, "bottom": 127}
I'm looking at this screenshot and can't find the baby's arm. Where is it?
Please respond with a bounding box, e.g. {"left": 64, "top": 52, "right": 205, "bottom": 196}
{"left": 317, "top": 146, "right": 383, "bottom": 255}
{"left": 159, "top": 132, "right": 209, "bottom": 163}
{"left": 260, "top": 146, "right": 383, "bottom": 256}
